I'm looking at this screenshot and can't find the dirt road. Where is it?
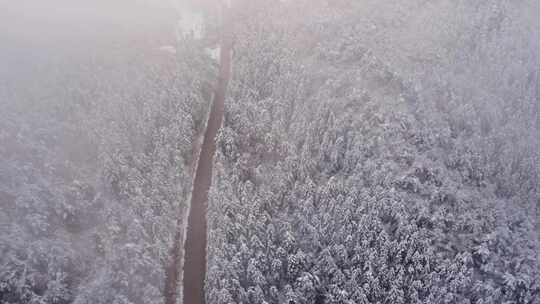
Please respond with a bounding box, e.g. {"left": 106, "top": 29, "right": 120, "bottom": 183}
{"left": 182, "top": 16, "right": 232, "bottom": 304}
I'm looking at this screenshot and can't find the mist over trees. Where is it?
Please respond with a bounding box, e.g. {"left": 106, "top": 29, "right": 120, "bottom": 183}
{"left": 1, "top": 0, "right": 539, "bottom": 304}
{"left": 0, "top": 10, "right": 212, "bottom": 302}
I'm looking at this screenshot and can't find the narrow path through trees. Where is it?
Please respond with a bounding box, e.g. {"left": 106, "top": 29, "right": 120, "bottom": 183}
{"left": 165, "top": 5, "right": 233, "bottom": 304}
{"left": 182, "top": 42, "right": 230, "bottom": 303}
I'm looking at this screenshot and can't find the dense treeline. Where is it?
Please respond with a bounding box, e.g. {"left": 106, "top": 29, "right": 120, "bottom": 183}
{"left": 1, "top": 0, "right": 539, "bottom": 303}
{"left": 207, "top": 1, "right": 540, "bottom": 303}
{"left": 0, "top": 38, "right": 212, "bottom": 303}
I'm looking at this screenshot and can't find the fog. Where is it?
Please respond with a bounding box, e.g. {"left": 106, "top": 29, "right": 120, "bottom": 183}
{"left": 0, "top": 0, "right": 186, "bottom": 110}
{"left": 1, "top": 1, "right": 539, "bottom": 304}
{"left": 0, "top": 0, "right": 177, "bottom": 42}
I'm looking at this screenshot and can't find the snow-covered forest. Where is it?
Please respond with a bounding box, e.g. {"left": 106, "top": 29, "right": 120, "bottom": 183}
{"left": 1, "top": 1, "right": 539, "bottom": 303}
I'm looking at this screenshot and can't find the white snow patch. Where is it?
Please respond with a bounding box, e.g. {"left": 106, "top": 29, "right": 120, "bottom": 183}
{"left": 158, "top": 45, "right": 177, "bottom": 54}
{"left": 205, "top": 46, "right": 220, "bottom": 61}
